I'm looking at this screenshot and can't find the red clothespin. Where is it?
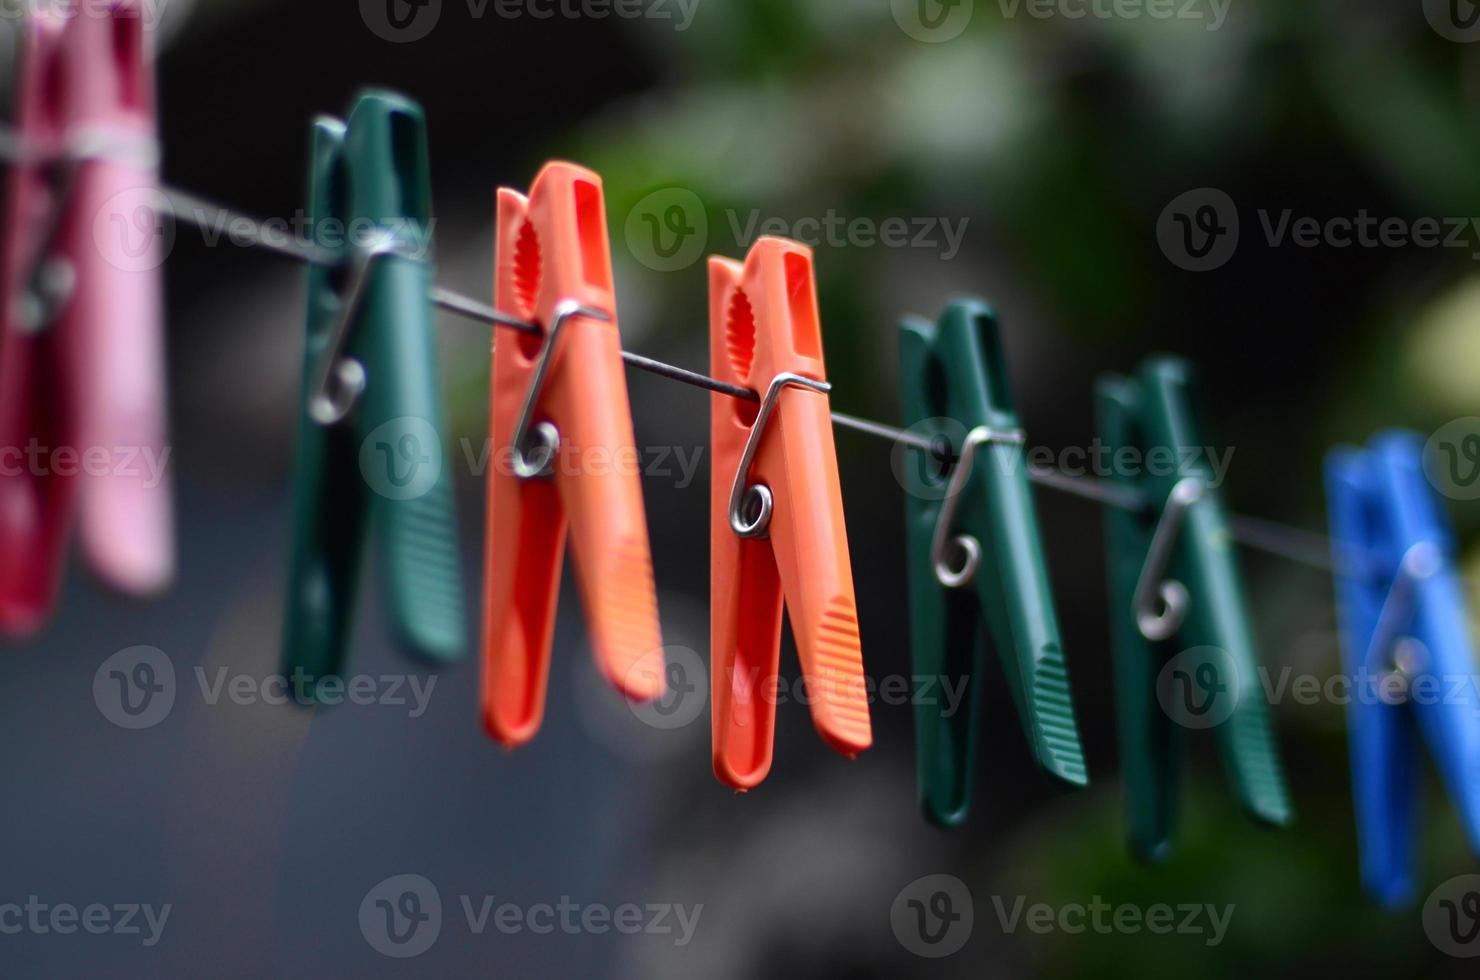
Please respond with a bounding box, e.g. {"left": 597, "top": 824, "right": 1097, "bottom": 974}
{"left": 482, "top": 162, "right": 665, "bottom": 745}
{"left": 708, "top": 237, "right": 870, "bottom": 789}
{"left": 0, "top": 2, "right": 172, "bottom": 636}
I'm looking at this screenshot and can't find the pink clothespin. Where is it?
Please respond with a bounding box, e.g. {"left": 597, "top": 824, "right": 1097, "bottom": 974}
{"left": 0, "top": 1, "right": 172, "bottom": 636}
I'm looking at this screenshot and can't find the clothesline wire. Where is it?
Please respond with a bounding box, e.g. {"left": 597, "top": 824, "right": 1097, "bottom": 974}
{"left": 11, "top": 153, "right": 1342, "bottom": 573}
{"left": 160, "top": 187, "right": 1338, "bottom": 572}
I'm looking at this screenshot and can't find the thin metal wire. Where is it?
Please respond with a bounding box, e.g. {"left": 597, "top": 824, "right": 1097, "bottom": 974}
{"left": 159, "top": 187, "right": 760, "bottom": 400}
{"left": 1133, "top": 477, "right": 1204, "bottom": 640}
{"left": 160, "top": 187, "right": 1355, "bottom": 569}
{"left": 429, "top": 287, "right": 533, "bottom": 333}
{"left": 832, "top": 411, "right": 930, "bottom": 449}
{"left": 305, "top": 235, "right": 412, "bottom": 425}
{"left": 508, "top": 300, "right": 612, "bottom": 478}
{"left": 930, "top": 425, "right": 1027, "bottom": 588}
{"left": 162, "top": 188, "right": 333, "bottom": 265}
{"left": 1023, "top": 463, "right": 1145, "bottom": 511}
{"left": 1227, "top": 514, "right": 1338, "bottom": 573}
{"left": 0, "top": 129, "right": 1337, "bottom": 571}
{"left": 620, "top": 349, "right": 756, "bottom": 401}
{"left": 1361, "top": 542, "right": 1440, "bottom": 681}
{"left": 728, "top": 373, "right": 833, "bottom": 538}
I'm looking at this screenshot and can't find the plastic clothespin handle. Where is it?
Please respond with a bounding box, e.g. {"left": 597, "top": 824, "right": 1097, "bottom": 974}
{"left": 708, "top": 238, "right": 869, "bottom": 790}
{"left": 343, "top": 95, "right": 465, "bottom": 664}
{"left": 899, "top": 299, "right": 1086, "bottom": 828}
{"left": 0, "top": 15, "right": 75, "bottom": 635}
{"left": 282, "top": 92, "right": 465, "bottom": 698}
{"left": 1136, "top": 361, "right": 1290, "bottom": 829}
{"left": 1096, "top": 375, "right": 1180, "bottom": 860}
{"left": 481, "top": 162, "right": 663, "bottom": 747}
{"left": 1098, "top": 358, "right": 1291, "bottom": 861}
{"left": 68, "top": 4, "right": 172, "bottom": 598}
{"left": 281, "top": 116, "right": 369, "bottom": 693}
{"left": 0, "top": 6, "right": 171, "bottom": 636}
{"left": 1326, "top": 432, "right": 1480, "bottom": 907}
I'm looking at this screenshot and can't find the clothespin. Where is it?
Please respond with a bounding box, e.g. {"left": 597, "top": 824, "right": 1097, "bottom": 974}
{"left": 899, "top": 299, "right": 1087, "bottom": 827}
{"left": 481, "top": 162, "right": 665, "bottom": 745}
{"left": 1326, "top": 431, "right": 1480, "bottom": 908}
{"left": 707, "top": 237, "right": 869, "bottom": 789}
{"left": 0, "top": 1, "right": 171, "bottom": 635}
{"left": 1097, "top": 357, "right": 1292, "bottom": 860}
{"left": 282, "top": 91, "right": 466, "bottom": 697}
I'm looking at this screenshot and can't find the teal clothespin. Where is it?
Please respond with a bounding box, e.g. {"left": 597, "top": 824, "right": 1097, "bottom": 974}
{"left": 281, "top": 91, "right": 466, "bottom": 701}
{"left": 1097, "top": 357, "right": 1292, "bottom": 861}
{"left": 900, "top": 299, "right": 1088, "bottom": 828}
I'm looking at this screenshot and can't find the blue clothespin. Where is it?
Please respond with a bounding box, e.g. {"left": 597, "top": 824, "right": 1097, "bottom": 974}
{"left": 1326, "top": 431, "right": 1480, "bottom": 908}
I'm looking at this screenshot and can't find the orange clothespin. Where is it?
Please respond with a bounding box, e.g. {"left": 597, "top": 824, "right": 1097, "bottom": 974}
{"left": 708, "top": 237, "right": 870, "bottom": 789}
{"left": 482, "top": 162, "right": 665, "bottom": 745}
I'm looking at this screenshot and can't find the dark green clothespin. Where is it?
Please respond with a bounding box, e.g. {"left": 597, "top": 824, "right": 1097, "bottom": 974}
{"left": 1097, "top": 357, "right": 1292, "bottom": 860}
{"left": 900, "top": 299, "right": 1088, "bottom": 828}
{"left": 281, "top": 91, "right": 465, "bottom": 701}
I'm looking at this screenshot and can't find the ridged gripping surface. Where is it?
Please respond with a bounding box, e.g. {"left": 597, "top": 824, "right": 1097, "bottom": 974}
{"left": 592, "top": 532, "right": 664, "bottom": 696}
{"left": 724, "top": 289, "right": 756, "bottom": 380}
{"left": 808, "top": 596, "right": 871, "bottom": 750}
{"left": 1225, "top": 691, "right": 1293, "bottom": 825}
{"left": 511, "top": 219, "right": 541, "bottom": 320}
{"left": 382, "top": 476, "right": 466, "bottom": 661}
{"left": 1029, "top": 644, "right": 1088, "bottom": 785}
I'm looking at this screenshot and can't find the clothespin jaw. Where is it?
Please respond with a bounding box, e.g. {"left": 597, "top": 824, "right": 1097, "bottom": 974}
{"left": 1325, "top": 431, "right": 1480, "bottom": 908}
{"left": 1097, "top": 357, "right": 1291, "bottom": 862}
{"left": 281, "top": 116, "right": 367, "bottom": 694}
{"left": 708, "top": 237, "right": 869, "bottom": 790}
{"left": 899, "top": 299, "right": 1086, "bottom": 828}
{"left": 482, "top": 162, "right": 664, "bottom": 747}
{"left": 282, "top": 91, "right": 466, "bottom": 699}
{"left": 0, "top": 1, "right": 170, "bottom": 636}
